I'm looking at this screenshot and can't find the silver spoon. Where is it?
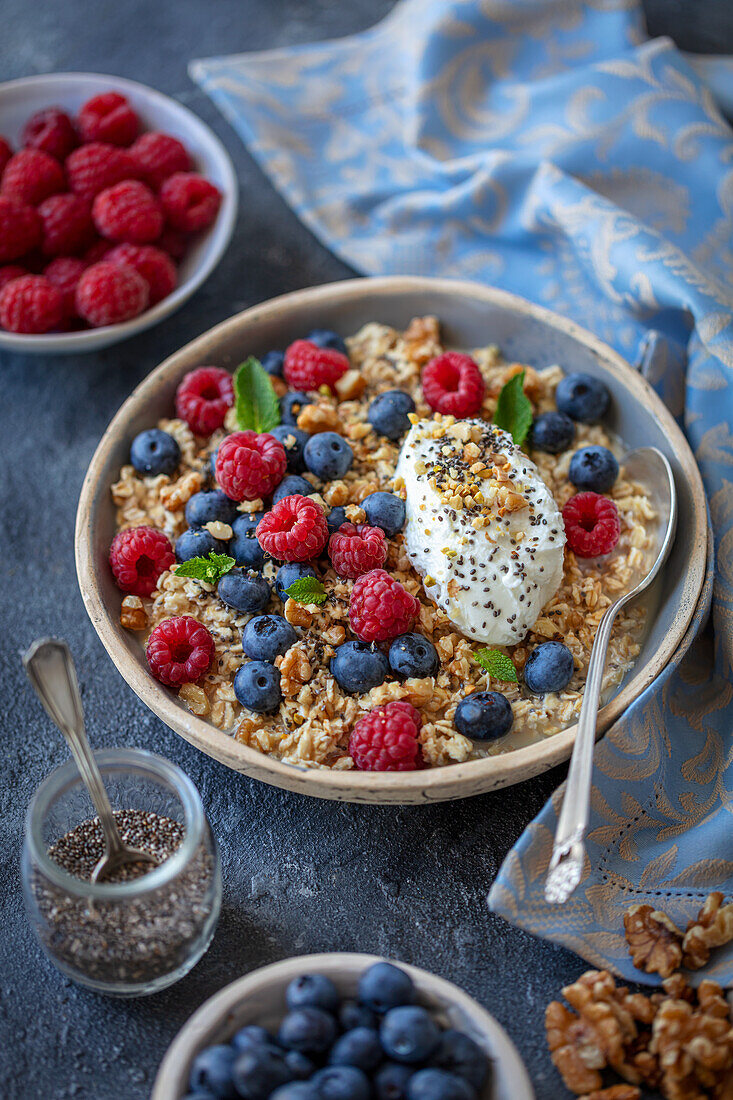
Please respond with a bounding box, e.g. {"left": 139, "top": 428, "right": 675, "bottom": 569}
{"left": 23, "top": 638, "right": 158, "bottom": 884}
{"left": 544, "top": 447, "right": 677, "bottom": 905}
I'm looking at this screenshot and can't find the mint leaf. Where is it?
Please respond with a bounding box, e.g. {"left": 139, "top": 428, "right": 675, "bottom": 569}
{"left": 473, "top": 648, "right": 518, "bottom": 683}
{"left": 234, "top": 356, "right": 281, "bottom": 433}
{"left": 176, "top": 552, "right": 235, "bottom": 585}
{"left": 285, "top": 576, "right": 328, "bottom": 606}
{"left": 493, "top": 369, "right": 533, "bottom": 446}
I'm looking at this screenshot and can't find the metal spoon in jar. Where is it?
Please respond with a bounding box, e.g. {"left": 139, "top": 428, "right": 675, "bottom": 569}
{"left": 544, "top": 447, "right": 677, "bottom": 905}
{"left": 23, "top": 638, "right": 158, "bottom": 884}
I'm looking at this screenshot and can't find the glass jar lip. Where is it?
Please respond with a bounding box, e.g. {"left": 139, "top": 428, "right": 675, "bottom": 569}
{"left": 25, "top": 747, "right": 205, "bottom": 899}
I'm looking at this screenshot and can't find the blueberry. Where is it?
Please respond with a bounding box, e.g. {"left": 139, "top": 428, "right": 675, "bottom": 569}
{"left": 389, "top": 633, "right": 439, "bottom": 679}
{"left": 231, "top": 1025, "right": 274, "bottom": 1053}
{"left": 368, "top": 390, "right": 416, "bottom": 441}
{"left": 523, "top": 641, "right": 574, "bottom": 694}
{"left": 304, "top": 432, "right": 353, "bottom": 480}
{"left": 278, "top": 1007, "right": 337, "bottom": 1055}
{"left": 381, "top": 1006, "right": 440, "bottom": 1065}
{"left": 281, "top": 392, "right": 313, "bottom": 425}
{"left": 189, "top": 1044, "right": 237, "bottom": 1098}
{"left": 431, "top": 1030, "right": 489, "bottom": 1091}
{"left": 406, "top": 1068, "right": 475, "bottom": 1100}
{"left": 375, "top": 1062, "right": 414, "bottom": 1100}
{"left": 185, "top": 489, "right": 239, "bottom": 529}
{"left": 326, "top": 506, "right": 348, "bottom": 536}
{"left": 272, "top": 475, "right": 316, "bottom": 505}
{"left": 218, "top": 568, "right": 270, "bottom": 614}
{"left": 242, "top": 615, "right": 297, "bottom": 663}
{"left": 176, "top": 527, "right": 228, "bottom": 563}
{"left": 556, "top": 372, "right": 610, "bottom": 423}
{"left": 261, "top": 350, "right": 284, "bottom": 377}
{"left": 306, "top": 328, "right": 348, "bottom": 356}
{"left": 275, "top": 562, "right": 317, "bottom": 600}
{"left": 270, "top": 1085, "right": 319, "bottom": 1100}
{"left": 358, "top": 962, "right": 414, "bottom": 1014}
{"left": 454, "top": 691, "right": 513, "bottom": 741}
{"left": 330, "top": 1027, "right": 382, "bottom": 1072}
{"left": 330, "top": 641, "right": 390, "bottom": 694}
{"left": 530, "top": 411, "right": 575, "bottom": 454}
{"left": 230, "top": 512, "right": 267, "bottom": 570}
{"left": 568, "top": 445, "right": 619, "bottom": 493}
{"left": 232, "top": 1046, "right": 292, "bottom": 1100}
{"left": 339, "top": 1000, "right": 378, "bottom": 1031}
{"left": 286, "top": 972, "right": 340, "bottom": 1013}
{"left": 270, "top": 425, "right": 309, "bottom": 473}
{"left": 284, "top": 1050, "right": 316, "bottom": 1080}
{"left": 362, "top": 492, "right": 406, "bottom": 537}
{"left": 130, "top": 428, "right": 180, "bottom": 477}
{"left": 234, "top": 661, "right": 282, "bottom": 713}
{"left": 312, "top": 1066, "right": 371, "bottom": 1100}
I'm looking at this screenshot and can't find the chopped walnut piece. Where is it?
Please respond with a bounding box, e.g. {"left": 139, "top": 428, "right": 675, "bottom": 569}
{"left": 546, "top": 1000, "right": 605, "bottom": 1095}
{"left": 284, "top": 599, "right": 313, "bottom": 628}
{"left": 624, "top": 904, "right": 684, "bottom": 978}
{"left": 682, "top": 892, "right": 733, "bottom": 969}
{"left": 579, "top": 1088, "right": 641, "bottom": 1100}
{"left": 297, "top": 403, "right": 343, "bottom": 435}
{"left": 334, "top": 369, "right": 366, "bottom": 400}
{"left": 160, "top": 470, "right": 204, "bottom": 511}
{"left": 278, "top": 645, "right": 312, "bottom": 696}
{"left": 120, "top": 594, "right": 147, "bottom": 630}
{"left": 178, "top": 683, "right": 209, "bottom": 716}
{"left": 489, "top": 361, "right": 541, "bottom": 400}
{"left": 650, "top": 979, "right": 733, "bottom": 1098}
{"left": 403, "top": 315, "right": 442, "bottom": 365}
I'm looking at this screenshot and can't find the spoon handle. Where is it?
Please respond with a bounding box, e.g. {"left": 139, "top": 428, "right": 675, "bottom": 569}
{"left": 544, "top": 601, "right": 620, "bottom": 903}
{"left": 23, "top": 638, "right": 125, "bottom": 856}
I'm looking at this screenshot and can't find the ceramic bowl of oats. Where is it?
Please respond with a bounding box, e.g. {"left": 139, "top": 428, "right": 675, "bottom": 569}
{"left": 75, "top": 276, "right": 707, "bottom": 803}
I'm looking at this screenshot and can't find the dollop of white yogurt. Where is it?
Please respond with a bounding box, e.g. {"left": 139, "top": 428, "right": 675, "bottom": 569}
{"left": 395, "top": 418, "right": 565, "bottom": 645}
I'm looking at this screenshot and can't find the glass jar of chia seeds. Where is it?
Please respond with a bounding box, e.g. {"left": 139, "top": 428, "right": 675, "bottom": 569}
{"left": 22, "top": 748, "right": 221, "bottom": 997}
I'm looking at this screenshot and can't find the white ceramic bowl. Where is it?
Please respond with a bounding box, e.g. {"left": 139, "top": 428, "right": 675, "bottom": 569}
{"left": 151, "top": 953, "right": 534, "bottom": 1099}
{"left": 0, "top": 72, "right": 238, "bottom": 354}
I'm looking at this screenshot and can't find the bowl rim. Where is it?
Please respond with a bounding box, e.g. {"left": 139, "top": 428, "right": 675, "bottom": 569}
{"left": 150, "top": 951, "right": 535, "bottom": 1100}
{"left": 0, "top": 70, "right": 238, "bottom": 353}
{"left": 75, "top": 275, "right": 708, "bottom": 802}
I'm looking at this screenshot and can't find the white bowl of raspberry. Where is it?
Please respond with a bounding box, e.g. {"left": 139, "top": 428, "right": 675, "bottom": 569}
{"left": 0, "top": 72, "right": 237, "bottom": 354}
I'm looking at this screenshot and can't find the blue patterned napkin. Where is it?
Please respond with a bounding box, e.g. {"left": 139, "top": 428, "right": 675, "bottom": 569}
{"left": 192, "top": 0, "right": 733, "bottom": 984}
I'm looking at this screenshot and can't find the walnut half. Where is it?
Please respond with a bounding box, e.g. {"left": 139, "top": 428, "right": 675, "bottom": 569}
{"left": 682, "top": 892, "right": 733, "bottom": 970}
{"left": 623, "top": 904, "right": 683, "bottom": 978}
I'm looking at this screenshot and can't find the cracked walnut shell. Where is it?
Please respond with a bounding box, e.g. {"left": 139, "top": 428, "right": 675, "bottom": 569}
{"left": 624, "top": 904, "right": 684, "bottom": 978}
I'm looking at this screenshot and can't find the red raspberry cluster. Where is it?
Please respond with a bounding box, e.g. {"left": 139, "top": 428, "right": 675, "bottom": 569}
{"left": 348, "top": 569, "right": 421, "bottom": 643}
{"left": 0, "top": 92, "right": 222, "bottom": 334}
{"left": 328, "top": 522, "right": 387, "bottom": 579}
{"left": 349, "top": 701, "right": 423, "bottom": 772}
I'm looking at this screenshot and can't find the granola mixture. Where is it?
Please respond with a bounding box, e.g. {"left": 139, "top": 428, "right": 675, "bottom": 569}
{"left": 546, "top": 892, "right": 733, "bottom": 1098}
{"left": 112, "top": 317, "right": 656, "bottom": 770}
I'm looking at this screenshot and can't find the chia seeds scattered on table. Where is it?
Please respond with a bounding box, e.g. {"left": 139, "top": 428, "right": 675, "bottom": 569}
{"left": 31, "top": 808, "right": 217, "bottom": 986}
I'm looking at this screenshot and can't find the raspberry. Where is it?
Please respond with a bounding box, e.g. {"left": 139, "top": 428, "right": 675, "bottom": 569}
{"left": 157, "top": 227, "right": 187, "bottom": 261}
{"left": 216, "top": 430, "right": 287, "bottom": 502}
{"left": 44, "top": 256, "right": 87, "bottom": 318}
{"left": 146, "top": 616, "right": 214, "bottom": 686}
{"left": 92, "top": 180, "right": 164, "bottom": 244}
{"left": 159, "top": 172, "right": 221, "bottom": 232}
{"left": 109, "top": 524, "right": 175, "bottom": 596}
{"left": 77, "top": 91, "right": 140, "bottom": 146}
{"left": 0, "top": 196, "right": 40, "bottom": 262}
{"left": 84, "top": 237, "right": 114, "bottom": 264}
{"left": 348, "top": 569, "right": 421, "bottom": 642}
{"left": 22, "top": 107, "right": 79, "bottom": 161}
{"left": 422, "top": 352, "right": 486, "bottom": 417}
{"left": 0, "top": 264, "right": 28, "bottom": 291}
{"left": 107, "top": 243, "right": 176, "bottom": 304}
{"left": 0, "top": 274, "right": 63, "bottom": 333}
{"left": 129, "top": 132, "right": 192, "bottom": 189}
{"left": 283, "top": 340, "right": 349, "bottom": 392}
{"left": 0, "top": 137, "right": 12, "bottom": 175}
{"left": 37, "top": 192, "right": 94, "bottom": 256}
{"left": 329, "top": 523, "right": 387, "bottom": 579}
{"left": 175, "top": 366, "right": 234, "bottom": 436}
{"left": 75, "top": 260, "right": 149, "bottom": 327}
{"left": 66, "top": 142, "right": 140, "bottom": 201}
{"left": 349, "top": 701, "right": 422, "bottom": 771}
{"left": 562, "top": 492, "right": 620, "bottom": 557}
{"left": 256, "top": 494, "right": 329, "bottom": 562}
{"left": 1, "top": 148, "right": 66, "bottom": 207}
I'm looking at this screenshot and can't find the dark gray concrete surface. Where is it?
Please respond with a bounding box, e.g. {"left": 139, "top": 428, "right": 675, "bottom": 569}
{"left": 1, "top": 3, "right": 731, "bottom": 1098}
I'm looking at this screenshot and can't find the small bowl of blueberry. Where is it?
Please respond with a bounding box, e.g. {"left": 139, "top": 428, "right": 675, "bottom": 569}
{"left": 151, "top": 954, "right": 533, "bottom": 1100}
